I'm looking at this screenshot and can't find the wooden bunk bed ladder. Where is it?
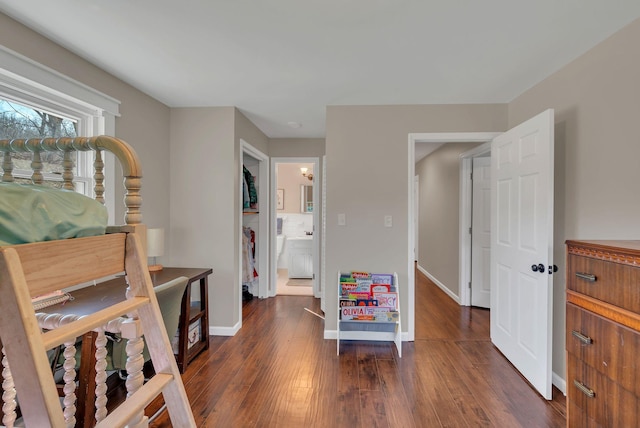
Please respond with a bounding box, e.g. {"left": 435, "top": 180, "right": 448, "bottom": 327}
{"left": 0, "top": 231, "right": 195, "bottom": 427}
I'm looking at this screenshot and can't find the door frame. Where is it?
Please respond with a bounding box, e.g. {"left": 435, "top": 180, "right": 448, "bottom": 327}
{"left": 240, "top": 139, "right": 270, "bottom": 301}
{"left": 408, "top": 132, "right": 499, "bottom": 338}
{"left": 270, "top": 157, "right": 321, "bottom": 298}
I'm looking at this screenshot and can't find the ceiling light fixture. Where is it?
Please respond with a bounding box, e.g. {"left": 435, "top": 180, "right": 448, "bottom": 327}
{"left": 300, "top": 167, "right": 313, "bottom": 181}
{"left": 287, "top": 121, "right": 302, "bottom": 129}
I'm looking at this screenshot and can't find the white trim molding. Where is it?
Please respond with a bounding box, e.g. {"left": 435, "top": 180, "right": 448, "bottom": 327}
{"left": 0, "top": 45, "right": 120, "bottom": 121}
{"left": 417, "top": 264, "right": 460, "bottom": 304}
{"left": 0, "top": 44, "right": 121, "bottom": 221}
{"left": 210, "top": 321, "right": 241, "bottom": 337}
{"left": 408, "top": 132, "right": 500, "bottom": 340}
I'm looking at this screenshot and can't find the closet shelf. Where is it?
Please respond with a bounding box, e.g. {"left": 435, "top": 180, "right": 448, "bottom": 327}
{"left": 243, "top": 211, "right": 259, "bottom": 215}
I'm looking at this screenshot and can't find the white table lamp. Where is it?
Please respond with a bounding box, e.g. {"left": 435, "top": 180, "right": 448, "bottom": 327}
{"left": 147, "top": 228, "right": 165, "bottom": 271}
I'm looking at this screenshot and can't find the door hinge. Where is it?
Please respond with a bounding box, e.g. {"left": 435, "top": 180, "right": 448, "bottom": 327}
{"left": 468, "top": 281, "right": 472, "bottom": 289}
{"left": 469, "top": 227, "right": 472, "bottom": 235}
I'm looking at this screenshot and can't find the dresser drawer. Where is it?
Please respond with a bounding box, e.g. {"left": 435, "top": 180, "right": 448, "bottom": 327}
{"left": 567, "top": 400, "right": 599, "bottom": 428}
{"left": 566, "top": 303, "right": 640, "bottom": 396}
{"left": 567, "top": 354, "right": 640, "bottom": 427}
{"left": 567, "top": 254, "right": 640, "bottom": 313}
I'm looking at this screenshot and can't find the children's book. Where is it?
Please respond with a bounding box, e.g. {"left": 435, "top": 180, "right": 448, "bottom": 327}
{"left": 340, "top": 282, "right": 358, "bottom": 296}
{"left": 374, "top": 310, "right": 399, "bottom": 322}
{"left": 351, "top": 271, "right": 370, "bottom": 279}
{"left": 371, "top": 273, "right": 393, "bottom": 285}
{"left": 371, "top": 284, "right": 390, "bottom": 293}
{"left": 355, "top": 278, "right": 373, "bottom": 292}
{"left": 356, "top": 299, "right": 378, "bottom": 306}
{"left": 373, "top": 292, "right": 397, "bottom": 309}
{"left": 340, "top": 299, "right": 357, "bottom": 307}
{"left": 348, "top": 291, "right": 371, "bottom": 301}
{"left": 342, "top": 306, "right": 398, "bottom": 322}
{"left": 341, "top": 306, "right": 379, "bottom": 320}
{"left": 341, "top": 306, "right": 368, "bottom": 320}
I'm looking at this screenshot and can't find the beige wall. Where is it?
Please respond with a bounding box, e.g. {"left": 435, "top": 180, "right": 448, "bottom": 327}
{"left": 416, "top": 143, "right": 479, "bottom": 297}
{"left": 508, "top": 17, "right": 640, "bottom": 385}
{"left": 169, "top": 107, "right": 236, "bottom": 328}
{"left": 170, "top": 107, "right": 269, "bottom": 330}
{"left": 325, "top": 104, "right": 507, "bottom": 332}
{"left": 277, "top": 163, "right": 314, "bottom": 213}
{"left": 0, "top": 12, "right": 172, "bottom": 260}
{"left": 235, "top": 109, "right": 269, "bottom": 156}
{"left": 269, "top": 138, "right": 326, "bottom": 158}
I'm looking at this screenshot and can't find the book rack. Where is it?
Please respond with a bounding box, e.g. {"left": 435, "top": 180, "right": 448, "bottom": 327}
{"left": 336, "top": 271, "right": 402, "bottom": 357}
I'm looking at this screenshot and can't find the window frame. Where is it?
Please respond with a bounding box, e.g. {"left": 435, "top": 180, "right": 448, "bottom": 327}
{"left": 0, "top": 96, "right": 93, "bottom": 193}
{"left": 0, "top": 45, "right": 121, "bottom": 223}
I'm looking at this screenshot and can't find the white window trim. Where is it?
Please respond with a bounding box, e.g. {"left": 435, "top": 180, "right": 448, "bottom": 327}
{"left": 0, "top": 44, "right": 121, "bottom": 223}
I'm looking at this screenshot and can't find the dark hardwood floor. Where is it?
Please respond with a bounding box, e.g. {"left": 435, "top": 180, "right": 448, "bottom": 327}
{"left": 150, "top": 270, "right": 566, "bottom": 427}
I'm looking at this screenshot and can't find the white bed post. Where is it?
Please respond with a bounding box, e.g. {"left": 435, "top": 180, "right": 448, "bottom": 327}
{"left": 1, "top": 347, "right": 17, "bottom": 428}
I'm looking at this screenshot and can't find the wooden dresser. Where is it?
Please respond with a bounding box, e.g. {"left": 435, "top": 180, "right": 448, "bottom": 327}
{"left": 566, "top": 240, "right": 640, "bottom": 427}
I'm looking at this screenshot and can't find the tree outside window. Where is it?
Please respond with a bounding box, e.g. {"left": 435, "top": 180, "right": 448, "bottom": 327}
{"left": 0, "top": 98, "right": 84, "bottom": 190}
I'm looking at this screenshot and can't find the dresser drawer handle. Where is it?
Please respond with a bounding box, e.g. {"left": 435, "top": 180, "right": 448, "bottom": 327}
{"left": 571, "top": 330, "right": 593, "bottom": 345}
{"left": 573, "top": 380, "right": 595, "bottom": 398}
{"left": 575, "top": 272, "right": 597, "bottom": 282}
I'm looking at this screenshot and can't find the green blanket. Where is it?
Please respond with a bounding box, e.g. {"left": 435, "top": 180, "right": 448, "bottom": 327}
{"left": 0, "top": 182, "right": 107, "bottom": 246}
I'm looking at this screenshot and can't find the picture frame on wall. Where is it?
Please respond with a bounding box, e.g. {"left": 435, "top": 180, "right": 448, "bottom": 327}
{"left": 277, "top": 188, "right": 284, "bottom": 210}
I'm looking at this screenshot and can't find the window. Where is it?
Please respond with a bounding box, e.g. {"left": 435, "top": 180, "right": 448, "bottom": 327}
{"left": 0, "top": 45, "right": 120, "bottom": 221}
{"left": 0, "top": 98, "right": 95, "bottom": 194}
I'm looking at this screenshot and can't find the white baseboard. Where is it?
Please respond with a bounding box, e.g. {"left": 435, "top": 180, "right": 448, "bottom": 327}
{"left": 552, "top": 371, "right": 566, "bottom": 395}
{"left": 209, "top": 321, "right": 241, "bottom": 336}
{"left": 324, "top": 329, "right": 337, "bottom": 340}
{"left": 417, "top": 264, "right": 460, "bottom": 304}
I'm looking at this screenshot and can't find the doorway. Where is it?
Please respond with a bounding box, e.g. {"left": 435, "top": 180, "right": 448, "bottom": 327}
{"left": 270, "top": 157, "right": 320, "bottom": 299}
{"left": 240, "top": 140, "right": 269, "bottom": 303}
{"left": 409, "top": 109, "right": 555, "bottom": 399}
{"left": 409, "top": 133, "right": 499, "bottom": 340}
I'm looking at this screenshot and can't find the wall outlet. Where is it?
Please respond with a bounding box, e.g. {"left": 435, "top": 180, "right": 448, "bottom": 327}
{"left": 384, "top": 215, "right": 392, "bottom": 227}
{"left": 338, "top": 213, "right": 346, "bottom": 226}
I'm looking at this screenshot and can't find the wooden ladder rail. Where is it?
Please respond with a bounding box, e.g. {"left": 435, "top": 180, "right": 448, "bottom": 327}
{"left": 0, "top": 231, "right": 195, "bottom": 427}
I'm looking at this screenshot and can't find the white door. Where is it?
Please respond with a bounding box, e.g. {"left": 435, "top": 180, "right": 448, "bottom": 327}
{"left": 414, "top": 175, "right": 419, "bottom": 262}
{"left": 471, "top": 157, "right": 491, "bottom": 308}
{"left": 490, "top": 109, "right": 554, "bottom": 400}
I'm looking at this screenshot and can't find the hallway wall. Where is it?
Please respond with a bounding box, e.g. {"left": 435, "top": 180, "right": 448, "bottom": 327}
{"left": 416, "top": 142, "right": 479, "bottom": 299}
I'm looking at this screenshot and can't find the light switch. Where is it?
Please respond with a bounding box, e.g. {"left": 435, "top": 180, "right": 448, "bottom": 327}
{"left": 384, "top": 215, "right": 393, "bottom": 227}
{"left": 338, "top": 213, "right": 346, "bottom": 226}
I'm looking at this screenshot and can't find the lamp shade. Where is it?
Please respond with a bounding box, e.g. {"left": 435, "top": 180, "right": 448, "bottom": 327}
{"left": 147, "top": 228, "right": 165, "bottom": 258}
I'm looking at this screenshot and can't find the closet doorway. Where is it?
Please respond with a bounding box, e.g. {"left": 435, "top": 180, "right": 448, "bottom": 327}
{"left": 270, "top": 158, "right": 320, "bottom": 298}
{"left": 240, "top": 140, "right": 269, "bottom": 305}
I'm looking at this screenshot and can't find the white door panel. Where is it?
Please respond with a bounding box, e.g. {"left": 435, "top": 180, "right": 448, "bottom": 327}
{"left": 471, "top": 156, "right": 491, "bottom": 308}
{"left": 490, "top": 109, "right": 554, "bottom": 400}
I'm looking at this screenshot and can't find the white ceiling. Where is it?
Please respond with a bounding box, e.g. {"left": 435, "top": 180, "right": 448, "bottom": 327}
{"left": 1, "top": 1, "right": 639, "bottom": 140}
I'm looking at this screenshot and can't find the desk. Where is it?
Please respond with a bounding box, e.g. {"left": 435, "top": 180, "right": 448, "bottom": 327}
{"left": 149, "top": 267, "right": 212, "bottom": 372}
{"left": 43, "top": 267, "right": 211, "bottom": 427}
